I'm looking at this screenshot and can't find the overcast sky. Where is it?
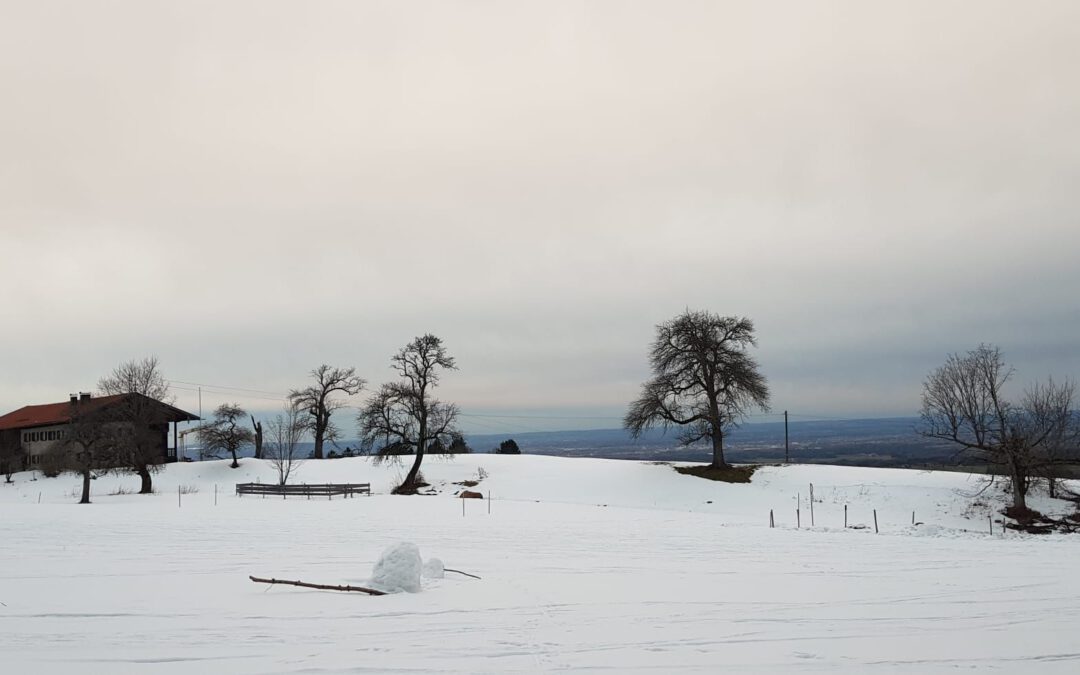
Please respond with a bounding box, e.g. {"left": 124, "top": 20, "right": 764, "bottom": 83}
{"left": 2, "top": 1, "right": 1078, "bottom": 434}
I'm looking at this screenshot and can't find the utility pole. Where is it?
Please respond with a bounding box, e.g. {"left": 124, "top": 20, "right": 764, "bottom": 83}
{"left": 784, "top": 410, "right": 789, "bottom": 463}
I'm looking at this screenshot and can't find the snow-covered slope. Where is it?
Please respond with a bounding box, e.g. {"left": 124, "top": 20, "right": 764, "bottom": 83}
{"left": 1, "top": 456, "right": 1078, "bottom": 673}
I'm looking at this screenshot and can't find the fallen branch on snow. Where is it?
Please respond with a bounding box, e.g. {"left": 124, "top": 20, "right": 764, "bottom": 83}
{"left": 444, "top": 568, "right": 482, "bottom": 580}
{"left": 249, "top": 575, "right": 386, "bottom": 595}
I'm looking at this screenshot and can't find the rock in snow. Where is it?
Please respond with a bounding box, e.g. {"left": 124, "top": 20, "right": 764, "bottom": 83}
{"left": 370, "top": 542, "right": 423, "bottom": 593}
{"left": 422, "top": 558, "right": 445, "bottom": 579}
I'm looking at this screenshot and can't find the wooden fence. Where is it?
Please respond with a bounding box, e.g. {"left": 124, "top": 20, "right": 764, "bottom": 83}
{"left": 235, "top": 483, "right": 371, "bottom": 499}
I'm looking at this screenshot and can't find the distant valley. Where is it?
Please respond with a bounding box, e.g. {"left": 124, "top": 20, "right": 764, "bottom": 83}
{"left": 462, "top": 417, "right": 959, "bottom": 468}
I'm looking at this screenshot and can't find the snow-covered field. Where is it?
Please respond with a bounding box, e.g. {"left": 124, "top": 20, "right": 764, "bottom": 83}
{"left": 2, "top": 455, "right": 1079, "bottom": 673}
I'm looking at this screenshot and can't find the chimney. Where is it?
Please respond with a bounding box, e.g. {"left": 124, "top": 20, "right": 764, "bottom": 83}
{"left": 69, "top": 394, "right": 78, "bottom": 404}
{"left": 79, "top": 392, "right": 92, "bottom": 402}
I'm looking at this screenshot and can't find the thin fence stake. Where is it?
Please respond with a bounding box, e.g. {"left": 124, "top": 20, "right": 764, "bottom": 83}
{"left": 912, "top": 510, "right": 915, "bottom": 525}
{"left": 215, "top": 484, "right": 218, "bottom": 506}
{"left": 178, "top": 484, "right": 181, "bottom": 508}
{"left": 989, "top": 514, "right": 993, "bottom": 535}
{"left": 809, "top": 484, "right": 814, "bottom": 526}
{"left": 38, "top": 492, "right": 41, "bottom": 504}
{"left": 487, "top": 492, "right": 491, "bottom": 514}
{"left": 769, "top": 509, "right": 774, "bottom": 528}
{"left": 462, "top": 497, "right": 465, "bottom": 518}
{"left": 796, "top": 507, "right": 800, "bottom": 529}
{"left": 844, "top": 504, "right": 847, "bottom": 528}
{"left": 873, "top": 509, "right": 878, "bottom": 533}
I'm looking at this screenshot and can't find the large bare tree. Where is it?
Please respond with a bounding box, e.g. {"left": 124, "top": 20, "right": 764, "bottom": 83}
{"left": 197, "top": 404, "right": 254, "bottom": 468}
{"left": 98, "top": 356, "right": 173, "bottom": 493}
{"left": 289, "top": 365, "right": 365, "bottom": 459}
{"left": 265, "top": 402, "right": 306, "bottom": 485}
{"left": 920, "top": 344, "right": 1078, "bottom": 514}
{"left": 357, "top": 334, "right": 460, "bottom": 493}
{"left": 625, "top": 310, "right": 770, "bottom": 468}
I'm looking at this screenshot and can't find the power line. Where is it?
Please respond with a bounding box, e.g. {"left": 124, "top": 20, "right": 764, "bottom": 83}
{"left": 168, "top": 379, "right": 289, "bottom": 398}
{"left": 169, "top": 384, "right": 287, "bottom": 404}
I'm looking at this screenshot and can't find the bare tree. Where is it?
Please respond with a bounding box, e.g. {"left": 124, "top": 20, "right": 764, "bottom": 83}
{"left": 289, "top": 365, "right": 365, "bottom": 459}
{"left": 197, "top": 404, "right": 254, "bottom": 468}
{"left": 265, "top": 403, "right": 306, "bottom": 485}
{"left": 919, "top": 344, "right": 1078, "bottom": 515}
{"left": 625, "top": 311, "right": 770, "bottom": 468}
{"left": 357, "top": 334, "right": 460, "bottom": 493}
{"left": 98, "top": 356, "right": 174, "bottom": 493}
{"left": 62, "top": 401, "right": 120, "bottom": 504}
{"left": 98, "top": 356, "right": 173, "bottom": 403}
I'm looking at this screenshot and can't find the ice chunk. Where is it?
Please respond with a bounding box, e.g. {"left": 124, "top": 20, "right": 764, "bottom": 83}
{"left": 370, "top": 542, "right": 423, "bottom": 593}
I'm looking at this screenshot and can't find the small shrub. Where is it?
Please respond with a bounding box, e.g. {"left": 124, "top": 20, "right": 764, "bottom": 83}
{"left": 110, "top": 485, "right": 132, "bottom": 496}
{"left": 496, "top": 439, "right": 520, "bottom": 454}
{"left": 38, "top": 452, "right": 66, "bottom": 478}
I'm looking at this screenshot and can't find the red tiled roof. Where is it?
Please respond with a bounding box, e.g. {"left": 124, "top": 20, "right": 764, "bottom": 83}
{"left": 0, "top": 395, "right": 124, "bottom": 431}
{"left": 0, "top": 394, "right": 199, "bottom": 431}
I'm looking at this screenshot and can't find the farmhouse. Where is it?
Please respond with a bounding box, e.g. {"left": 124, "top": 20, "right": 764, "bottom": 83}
{"left": 0, "top": 392, "right": 199, "bottom": 472}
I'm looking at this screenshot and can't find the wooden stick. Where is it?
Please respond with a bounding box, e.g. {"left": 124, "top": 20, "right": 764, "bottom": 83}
{"left": 444, "top": 568, "right": 482, "bottom": 580}
{"left": 249, "top": 575, "right": 386, "bottom": 596}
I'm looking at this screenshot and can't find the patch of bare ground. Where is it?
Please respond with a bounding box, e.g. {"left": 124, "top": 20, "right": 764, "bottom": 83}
{"left": 674, "top": 464, "right": 758, "bottom": 484}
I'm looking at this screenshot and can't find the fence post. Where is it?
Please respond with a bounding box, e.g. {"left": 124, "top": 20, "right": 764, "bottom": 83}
{"left": 462, "top": 497, "right": 465, "bottom": 518}
{"left": 769, "top": 509, "right": 774, "bottom": 528}
{"left": 912, "top": 510, "right": 915, "bottom": 525}
{"left": 844, "top": 504, "right": 847, "bottom": 528}
{"left": 488, "top": 492, "right": 491, "bottom": 514}
{"left": 809, "top": 484, "right": 814, "bottom": 526}
{"left": 178, "top": 484, "right": 181, "bottom": 508}
{"left": 989, "top": 515, "right": 993, "bottom": 535}
{"left": 873, "top": 509, "right": 878, "bottom": 534}
{"left": 215, "top": 484, "right": 218, "bottom": 506}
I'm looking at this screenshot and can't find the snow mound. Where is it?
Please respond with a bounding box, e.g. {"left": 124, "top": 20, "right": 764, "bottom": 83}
{"left": 422, "top": 558, "right": 445, "bottom": 579}
{"left": 912, "top": 523, "right": 945, "bottom": 537}
{"left": 370, "top": 542, "right": 423, "bottom": 593}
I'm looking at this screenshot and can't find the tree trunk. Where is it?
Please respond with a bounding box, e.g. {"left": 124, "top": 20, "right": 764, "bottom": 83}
{"left": 313, "top": 428, "right": 324, "bottom": 460}
{"left": 403, "top": 444, "right": 424, "bottom": 489}
{"left": 137, "top": 465, "right": 152, "bottom": 494}
{"left": 1010, "top": 465, "right": 1028, "bottom": 512}
{"left": 80, "top": 468, "right": 91, "bottom": 504}
{"left": 230, "top": 449, "right": 239, "bottom": 469}
{"left": 251, "top": 416, "right": 263, "bottom": 460}
{"left": 710, "top": 431, "right": 726, "bottom": 468}
{"left": 403, "top": 417, "right": 427, "bottom": 490}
